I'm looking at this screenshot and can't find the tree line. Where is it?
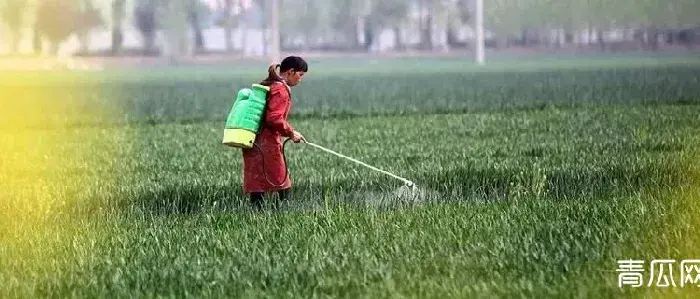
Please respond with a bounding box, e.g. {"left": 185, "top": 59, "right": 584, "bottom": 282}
{"left": 1, "top": 0, "right": 698, "bottom": 57}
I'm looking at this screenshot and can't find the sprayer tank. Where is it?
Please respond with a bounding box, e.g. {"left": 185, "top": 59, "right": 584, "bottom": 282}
{"left": 222, "top": 84, "right": 270, "bottom": 148}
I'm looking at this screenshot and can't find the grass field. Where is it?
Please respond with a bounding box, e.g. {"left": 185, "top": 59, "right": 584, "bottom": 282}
{"left": 2, "top": 55, "right": 700, "bottom": 298}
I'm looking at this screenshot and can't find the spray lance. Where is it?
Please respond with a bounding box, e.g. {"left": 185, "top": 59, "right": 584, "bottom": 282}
{"left": 302, "top": 141, "right": 416, "bottom": 189}
{"left": 222, "top": 84, "right": 417, "bottom": 190}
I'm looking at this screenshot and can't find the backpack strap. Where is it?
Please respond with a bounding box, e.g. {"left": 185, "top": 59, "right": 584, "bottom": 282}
{"left": 258, "top": 81, "right": 291, "bottom": 133}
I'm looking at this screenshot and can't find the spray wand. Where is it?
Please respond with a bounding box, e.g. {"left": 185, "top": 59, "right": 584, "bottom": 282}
{"left": 302, "top": 140, "right": 416, "bottom": 189}
{"left": 258, "top": 138, "right": 417, "bottom": 191}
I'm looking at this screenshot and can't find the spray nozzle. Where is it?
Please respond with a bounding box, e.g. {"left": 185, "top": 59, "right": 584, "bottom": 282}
{"left": 405, "top": 181, "right": 417, "bottom": 190}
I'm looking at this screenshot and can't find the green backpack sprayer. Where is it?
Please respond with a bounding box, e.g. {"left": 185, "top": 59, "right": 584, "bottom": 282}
{"left": 222, "top": 83, "right": 420, "bottom": 197}
{"left": 222, "top": 83, "right": 270, "bottom": 149}
{"left": 221, "top": 83, "right": 293, "bottom": 187}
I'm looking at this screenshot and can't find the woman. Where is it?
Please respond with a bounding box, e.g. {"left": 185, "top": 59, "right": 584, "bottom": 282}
{"left": 243, "top": 56, "right": 307, "bottom": 209}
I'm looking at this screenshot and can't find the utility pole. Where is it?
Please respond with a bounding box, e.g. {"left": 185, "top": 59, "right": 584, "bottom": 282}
{"left": 268, "top": 0, "right": 281, "bottom": 64}
{"left": 474, "top": 0, "right": 485, "bottom": 64}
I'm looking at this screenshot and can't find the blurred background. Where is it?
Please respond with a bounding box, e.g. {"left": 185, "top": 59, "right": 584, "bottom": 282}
{"left": 0, "top": 0, "right": 698, "bottom": 68}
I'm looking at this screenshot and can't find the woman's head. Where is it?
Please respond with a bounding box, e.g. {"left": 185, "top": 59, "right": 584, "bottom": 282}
{"left": 261, "top": 56, "right": 308, "bottom": 87}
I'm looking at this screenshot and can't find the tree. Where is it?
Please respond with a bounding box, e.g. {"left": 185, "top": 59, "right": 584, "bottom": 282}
{"left": 267, "top": 0, "right": 279, "bottom": 63}
{"left": 484, "top": 0, "right": 522, "bottom": 43}
{"left": 159, "top": 0, "right": 190, "bottom": 61}
{"left": 188, "top": 0, "right": 211, "bottom": 54}
{"left": 0, "top": 0, "right": 28, "bottom": 54}
{"left": 329, "top": 0, "right": 370, "bottom": 50}
{"left": 35, "top": 0, "right": 81, "bottom": 55}
{"left": 134, "top": 0, "right": 157, "bottom": 54}
{"left": 111, "top": 0, "right": 126, "bottom": 55}
{"left": 213, "top": 0, "right": 235, "bottom": 52}
{"left": 279, "top": 0, "right": 322, "bottom": 50}
{"left": 366, "top": 0, "right": 410, "bottom": 51}
{"left": 677, "top": 0, "right": 700, "bottom": 28}
{"left": 676, "top": 0, "right": 700, "bottom": 48}
{"left": 430, "top": 0, "right": 456, "bottom": 52}
{"left": 448, "top": 0, "right": 472, "bottom": 48}
{"left": 75, "top": 0, "right": 104, "bottom": 54}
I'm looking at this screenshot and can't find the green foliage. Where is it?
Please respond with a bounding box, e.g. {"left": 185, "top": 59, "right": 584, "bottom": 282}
{"left": 280, "top": 0, "right": 324, "bottom": 40}
{"left": 0, "top": 0, "right": 28, "bottom": 31}
{"left": 4, "top": 55, "right": 697, "bottom": 127}
{"left": 485, "top": 0, "right": 700, "bottom": 35}
{"left": 367, "top": 0, "right": 410, "bottom": 28}
{"left": 35, "top": 0, "right": 80, "bottom": 47}
{"left": 0, "top": 0, "right": 28, "bottom": 53}
{"left": 1, "top": 56, "right": 700, "bottom": 298}
{"left": 76, "top": 0, "right": 105, "bottom": 31}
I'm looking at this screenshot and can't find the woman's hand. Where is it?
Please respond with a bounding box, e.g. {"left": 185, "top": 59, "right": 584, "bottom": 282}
{"left": 291, "top": 130, "right": 306, "bottom": 143}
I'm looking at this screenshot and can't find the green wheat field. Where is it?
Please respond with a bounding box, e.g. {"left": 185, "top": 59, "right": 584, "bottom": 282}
{"left": 1, "top": 54, "right": 700, "bottom": 298}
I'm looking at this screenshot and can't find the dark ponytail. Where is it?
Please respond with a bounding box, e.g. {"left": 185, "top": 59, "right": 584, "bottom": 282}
{"left": 259, "top": 56, "right": 308, "bottom": 86}
{"left": 260, "top": 63, "right": 283, "bottom": 86}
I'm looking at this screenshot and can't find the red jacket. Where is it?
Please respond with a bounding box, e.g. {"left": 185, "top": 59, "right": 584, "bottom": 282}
{"left": 242, "top": 81, "right": 294, "bottom": 193}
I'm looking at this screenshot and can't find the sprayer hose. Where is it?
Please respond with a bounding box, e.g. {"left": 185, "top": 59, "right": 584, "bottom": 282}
{"left": 252, "top": 138, "right": 293, "bottom": 188}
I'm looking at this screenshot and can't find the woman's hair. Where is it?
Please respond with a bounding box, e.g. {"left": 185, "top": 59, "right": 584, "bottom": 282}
{"left": 260, "top": 56, "right": 308, "bottom": 86}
